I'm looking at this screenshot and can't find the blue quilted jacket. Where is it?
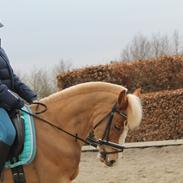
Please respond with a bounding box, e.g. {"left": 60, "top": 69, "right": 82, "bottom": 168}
{"left": 0, "top": 47, "right": 37, "bottom": 111}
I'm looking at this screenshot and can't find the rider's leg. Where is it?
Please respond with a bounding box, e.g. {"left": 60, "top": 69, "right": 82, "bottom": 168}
{"left": 0, "top": 108, "right": 16, "bottom": 174}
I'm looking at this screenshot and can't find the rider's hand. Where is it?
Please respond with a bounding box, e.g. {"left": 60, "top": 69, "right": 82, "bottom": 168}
{"left": 9, "top": 98, "right": 24, "bottom": 118}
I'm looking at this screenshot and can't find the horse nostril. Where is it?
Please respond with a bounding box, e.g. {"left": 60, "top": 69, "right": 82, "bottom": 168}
{"left": 110, "top": 160, "right": 116, "bottom": 164}
{"left": 107, "top": 160, "right": 116, "bottom": 167}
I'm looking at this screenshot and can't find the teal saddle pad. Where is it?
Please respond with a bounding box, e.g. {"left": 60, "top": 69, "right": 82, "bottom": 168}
{"left": 5, "top": 106, "right": 36, "bottom": 169}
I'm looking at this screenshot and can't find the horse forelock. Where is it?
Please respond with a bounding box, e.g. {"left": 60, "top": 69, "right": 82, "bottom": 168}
{"left": 126, "top": 94, "right": 142, "bottom": 130}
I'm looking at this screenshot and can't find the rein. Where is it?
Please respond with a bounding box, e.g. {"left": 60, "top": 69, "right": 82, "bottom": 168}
{"left": 20, "top": 102, "right": 126, "bottom": 152}
{"left": 32, "top": 102, "right": 48, "bottom": 114}
{"left": 20, "top": 107, "right": 90, "bottom": 145}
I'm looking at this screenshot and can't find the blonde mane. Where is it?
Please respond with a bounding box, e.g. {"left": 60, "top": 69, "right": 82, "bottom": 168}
{"left": 126, "top": 94, "right": 142, "bottom": 130}
{"left": 42, "top": 82, "right": 127, "bottom": 103}
{"left": 41, "top": 82, "right": 142, "bottom": 130}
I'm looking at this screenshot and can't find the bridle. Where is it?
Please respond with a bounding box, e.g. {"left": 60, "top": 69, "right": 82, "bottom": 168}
{"left": 92, "top": 104, "right": 127, "bottom": 156}
{"left": 93, "top": 104, "right": 127, "bottom": 141}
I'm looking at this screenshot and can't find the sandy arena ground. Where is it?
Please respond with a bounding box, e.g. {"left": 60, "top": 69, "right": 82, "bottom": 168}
{"left": 73, "top": 145, "right": 183, "bottom": 183}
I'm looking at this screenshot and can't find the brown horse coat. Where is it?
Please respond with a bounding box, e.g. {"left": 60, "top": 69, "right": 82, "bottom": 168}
{"left": 1, "top": 82, "right": 142, "bottom": 183}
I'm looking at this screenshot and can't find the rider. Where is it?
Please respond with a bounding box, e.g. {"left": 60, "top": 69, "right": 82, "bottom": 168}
{"left": 0, "top": 21, "right": 37, "bottom": 174}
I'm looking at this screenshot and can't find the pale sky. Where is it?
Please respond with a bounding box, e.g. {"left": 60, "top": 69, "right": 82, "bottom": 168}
{"left": 1, "top": 0, "right": 183, "bottom": 73}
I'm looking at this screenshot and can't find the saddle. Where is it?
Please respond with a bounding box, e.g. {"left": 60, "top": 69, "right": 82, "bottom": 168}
{"left": 4, "top": 106, "right": 37, "bottom": 183}
{"left": 7, "top": 110, "right": 26, "bottom": 183}
{"left": 8, "top": 110, "right": 25, "bottom": 162}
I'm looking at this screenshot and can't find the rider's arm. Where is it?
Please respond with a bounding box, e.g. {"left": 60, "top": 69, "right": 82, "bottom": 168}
{"left": 12, "top": 73, "right": 37, "bottom": 104}
{"left": 0, "top": 80, "right": 24, "bottom": 111}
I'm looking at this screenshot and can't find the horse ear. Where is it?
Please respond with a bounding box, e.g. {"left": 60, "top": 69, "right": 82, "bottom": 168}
{"left": 117, "top": 90, "right": 127, "bottom": 109}
{"left": 133, "top": 88, "right": 141, "bottom": 97}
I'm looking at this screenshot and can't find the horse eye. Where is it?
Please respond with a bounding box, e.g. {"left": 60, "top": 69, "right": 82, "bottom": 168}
{"left": 114, "top": 124, "right": 121, "bottom": 131}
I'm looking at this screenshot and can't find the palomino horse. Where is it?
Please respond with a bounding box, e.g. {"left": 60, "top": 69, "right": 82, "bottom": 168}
{"left": 2, "top": 82, "right": 142, "bottom": 183}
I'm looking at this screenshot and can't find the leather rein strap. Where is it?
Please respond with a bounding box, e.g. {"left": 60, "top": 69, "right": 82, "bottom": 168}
{"left": 21, "top": 103, "right": 126, "bottom": 150}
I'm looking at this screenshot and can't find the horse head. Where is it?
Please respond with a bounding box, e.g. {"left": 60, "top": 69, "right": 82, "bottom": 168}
{"left": 93, "top": 88, "right": 142, "bottom": 167}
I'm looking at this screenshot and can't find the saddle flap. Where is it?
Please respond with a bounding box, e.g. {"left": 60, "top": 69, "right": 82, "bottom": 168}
{"left": 8, "top": 110, "right": 25, "bottom": 161}
{"left": 5, "top": 106, "right": 37, "bottom": 169}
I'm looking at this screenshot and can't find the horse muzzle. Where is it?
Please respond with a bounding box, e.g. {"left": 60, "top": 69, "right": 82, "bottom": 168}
{"left": 98, "top": 150, "right": 117, "bottom": 167}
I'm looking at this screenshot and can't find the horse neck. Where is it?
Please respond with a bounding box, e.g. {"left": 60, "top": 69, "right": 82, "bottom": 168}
{"left": 32, "top": 90, "right": 118, "bottom": 143}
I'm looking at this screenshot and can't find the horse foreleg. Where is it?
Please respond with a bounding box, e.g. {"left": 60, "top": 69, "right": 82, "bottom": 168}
{"left": 1, "top": 165, "right": 39, "bottom": 183}
{"left": 0, "top": 169, "right": 15, "bottom": 183}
